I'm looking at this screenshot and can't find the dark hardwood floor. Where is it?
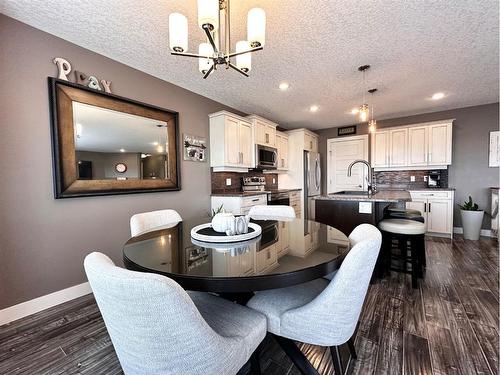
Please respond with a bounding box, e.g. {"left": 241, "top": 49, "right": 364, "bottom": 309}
{"left": 0, "top": 235, "right": 498, "bottom": 375}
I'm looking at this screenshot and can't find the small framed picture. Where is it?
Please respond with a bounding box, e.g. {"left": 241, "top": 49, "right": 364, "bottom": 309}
{"left": 183, "top": 134, "right": 207, "bottom": 162}
{"left": 338, "top": 125, "right": 357, "bottom": 136}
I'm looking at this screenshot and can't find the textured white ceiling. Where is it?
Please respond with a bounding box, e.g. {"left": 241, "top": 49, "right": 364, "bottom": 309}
{"left": 1, "top": 0, "right": 498, "bottom": 129}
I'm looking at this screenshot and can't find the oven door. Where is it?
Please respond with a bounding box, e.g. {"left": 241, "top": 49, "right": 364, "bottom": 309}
{"left": 257, "top": 221, "right": 279, "bottom": 250}
{"left": 257, "top": 145, "right": 277, "bottom": 169}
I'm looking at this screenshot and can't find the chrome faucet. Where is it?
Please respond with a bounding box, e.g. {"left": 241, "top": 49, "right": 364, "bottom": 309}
{"left": 347, "top": 159, "right": 375, "bottom": 195}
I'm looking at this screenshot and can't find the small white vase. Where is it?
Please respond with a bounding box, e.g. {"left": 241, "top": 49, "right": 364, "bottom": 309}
{"left": 460, "top": 210, "right": 484, "bottom": 240}
{"left": 211, "top": 213, "right": 235, "bottom": 233}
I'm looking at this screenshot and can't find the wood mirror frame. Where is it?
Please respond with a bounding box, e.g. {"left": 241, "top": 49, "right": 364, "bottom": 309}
{"left": 48, "top": 78, "right": 180, "bottom": 198}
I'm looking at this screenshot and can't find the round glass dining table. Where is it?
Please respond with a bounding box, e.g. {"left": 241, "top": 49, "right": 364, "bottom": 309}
{"left": 123, "top": 217, "right": 351, "bottom": 294}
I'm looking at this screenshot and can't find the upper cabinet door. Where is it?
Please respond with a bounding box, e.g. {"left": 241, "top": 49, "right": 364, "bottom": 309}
{"left": 238, "top": 121, "right": 254, "bottom": 167}
{"left": 371, "top": 131, "right": 390, "bottom": 168}
{"left": 428, "top": 123, "right": 451, "bottom": 165}
{"left": 304, "top": 133, "right": 313, "bottom": 151}
{"left": 281, "top": 136, "right": 289, "bottom": 169}
{"left": 255, "top": 120, "right": 276, "bottom": 146}
{"left": 389, "top": 128, "right": 408, "bottom": 166}
{"left": 224, "top": 116, "right": 241, "bottom": 165}
{"left": 408, "top": 126, "right": 428, "bottom": 166}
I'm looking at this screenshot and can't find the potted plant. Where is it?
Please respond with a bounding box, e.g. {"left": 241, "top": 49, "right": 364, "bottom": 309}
{"left": 459, "top": 196, "right": 484, "bottom": 240}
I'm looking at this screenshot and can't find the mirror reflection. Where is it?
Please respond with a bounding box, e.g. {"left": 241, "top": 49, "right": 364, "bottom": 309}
{"left": 73, "top": 102, "right": 170, "bottom": 180}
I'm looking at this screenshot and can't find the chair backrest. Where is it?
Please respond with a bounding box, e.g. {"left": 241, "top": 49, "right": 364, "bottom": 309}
{"left": 281, "top": 224, "right": 382, "bottom": 346}
{"left": 130, "top": 209, "right": 182, "bottom": 237}
{"left": 248, "top": 205, "right": 296, "bottom": 220}
{"left": 84, "top": 252, "right": 231, "bottom": 374}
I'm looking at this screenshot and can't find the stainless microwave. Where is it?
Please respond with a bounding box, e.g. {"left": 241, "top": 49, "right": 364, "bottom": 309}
{"left": 255, "top": 144, "right": 278, "bottom": 169}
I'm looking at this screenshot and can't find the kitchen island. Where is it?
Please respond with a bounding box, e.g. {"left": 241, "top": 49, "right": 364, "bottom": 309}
{"left": 314, "top": 190, "right": 411, "bottom": 234}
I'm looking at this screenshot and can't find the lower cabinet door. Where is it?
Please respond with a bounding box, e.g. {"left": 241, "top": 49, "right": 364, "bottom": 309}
{"left": 406, "top": 200, "right": 428, "bottom": 231}
{"left": 427, "top": 200, "right": 451, "bottom": 234}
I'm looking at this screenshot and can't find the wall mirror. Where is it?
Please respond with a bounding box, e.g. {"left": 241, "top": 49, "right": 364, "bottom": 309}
{"left": 49, "top": 78, "right": 180, "bottom": 198}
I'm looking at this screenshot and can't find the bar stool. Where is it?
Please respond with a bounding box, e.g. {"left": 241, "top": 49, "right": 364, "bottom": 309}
{"left": 378, "top": 219, "right": 426, "bottom": 288}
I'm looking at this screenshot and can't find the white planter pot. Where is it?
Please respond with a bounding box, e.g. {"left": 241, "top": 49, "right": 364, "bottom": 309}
{"left": 460, "top": 210, "right": 484, "bottom": 240}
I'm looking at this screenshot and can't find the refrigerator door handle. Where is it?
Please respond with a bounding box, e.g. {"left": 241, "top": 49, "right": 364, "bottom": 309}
{"left": 315, "top": 158, "right": 321, "bottom": 191}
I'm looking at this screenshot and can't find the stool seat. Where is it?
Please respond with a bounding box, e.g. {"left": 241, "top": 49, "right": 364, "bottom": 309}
{"left": 386, "top": 208, "right": 422, "bottom": 216}
{"left": 379, "top": 219, "right": 426, "bottom": 235}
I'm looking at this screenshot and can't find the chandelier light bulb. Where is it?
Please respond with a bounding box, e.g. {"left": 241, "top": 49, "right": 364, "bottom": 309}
{"left": 169, "top": 13, "right": 188, "bottom": 52}
{"left": 247, "top": 8, "right": 266, "bottom": 47}
{"left": 236, "top": 41, "right": 252, "bottom": 72}
{"left": 198, "top": 43, "right": 214, "bottom": 74}
{"left": 197, "top": 0, "right": 219, "bottom": 31}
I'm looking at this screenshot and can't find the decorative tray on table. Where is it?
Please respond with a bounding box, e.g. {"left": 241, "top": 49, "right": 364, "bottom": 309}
{"left": 190, "top": 223, "right": 262, "bottom": 243}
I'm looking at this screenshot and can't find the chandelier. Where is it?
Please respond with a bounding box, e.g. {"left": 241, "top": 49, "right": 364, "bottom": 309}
{"left": 168, "top": 0, "right": 266, "bottom": 79}
{"left": 357, "top": 65, "right": 371, "bottom": 122}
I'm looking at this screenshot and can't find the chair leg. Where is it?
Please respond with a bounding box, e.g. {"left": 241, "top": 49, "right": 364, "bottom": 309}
{"left": 347, "top": 338, "right": 357, "bottom": 359}
{"left": 250, "top": 343, "right": 262, "bottom": 375}
{"left": 272, "top": 334, "right": 319, "bottom": 375}
{"left": 411, "top": 246, "right": 418, "bottom": 289}
{"left": 330, "top": 345, "right": 343, "bottom": 375}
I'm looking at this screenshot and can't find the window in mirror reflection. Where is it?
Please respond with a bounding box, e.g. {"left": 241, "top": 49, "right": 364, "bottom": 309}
{"left": 72, "top": 102, "right": 170, "bottom": 180}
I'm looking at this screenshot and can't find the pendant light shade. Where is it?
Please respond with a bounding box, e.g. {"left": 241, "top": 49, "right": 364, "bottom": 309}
{"left": 368, "top": 120, "right": 377, "bottom": 133}
{"left": 236, "top": 41, "right": 252, "bottom": 72}
{"left": 198, "top": 0, "right": 219, "bottom": 30}
{"left": 169, "top": 13, "right": 188, "bottom": 52}
{"left": 198, "top": 43, "right": 214, "bottom": 74}
{"left": 359, "top": 104, "right": 369, "bottom": 122}
{"left": 247, "top": 8, "right": 266, "bottom": 47}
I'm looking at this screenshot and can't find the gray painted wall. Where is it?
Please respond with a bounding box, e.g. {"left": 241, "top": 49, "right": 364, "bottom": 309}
{"left": 316, "top": 103, "right": 500, "bottom": 229}
{"left": 0, "top": 16, "right": 243, "bottom": 309}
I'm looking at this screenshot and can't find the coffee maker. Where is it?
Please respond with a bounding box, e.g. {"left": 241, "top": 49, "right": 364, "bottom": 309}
{"left": 427, "top": 171, "right": 441, "bottom": 188}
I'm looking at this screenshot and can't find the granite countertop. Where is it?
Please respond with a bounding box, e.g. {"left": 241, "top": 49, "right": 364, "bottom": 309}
{"left": 315, "top": 190, "right": 411, "bottom": 203}
{"left": 211, "top": 188, "right": 302, "bottom": 197}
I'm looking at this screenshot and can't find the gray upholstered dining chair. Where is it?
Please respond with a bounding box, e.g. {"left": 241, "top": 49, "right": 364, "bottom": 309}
{"left": 246, "top": 224, "right": 382, "bottom": 375}
{"left": 248, "top": 204, "right": 296, "bottom": 220}
{"left": 84, "top": 252, "right": 267, "bottom": 375}
{"left": 130, "top": 209, "right": 182, "bottom": 237}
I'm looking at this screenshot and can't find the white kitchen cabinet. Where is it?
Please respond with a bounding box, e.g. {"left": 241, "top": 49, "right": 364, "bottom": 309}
{"left": 277, "top": 221, "right": 290, "bottom": 257}
{"left": 247, "top": 115, "right": 277, "bottom": 147}
{"left": 371, "top": 131, "right": 390, "bottom": 168}
{"left": 428, "top": 123, "right": 452, "bottom": 165}
{"left": 372, "top": 119, "right": 453, "bottom": 171}
{"left": 304, "top": 133, "right": 318, "bottom": 152}
{"left": 408, "top": 126, "right": 428, "bottom": 166}
{"left": 209, "top": 111, "right": 254, "bottom": 172}
{"left": 406, "top": 190, "right": 454, "bottom": 238}
{"left": 389, "top": 128, "right": 408, "bottom": 167}
{"left": 276, "top": 131, "right": 289, "bottom": 170}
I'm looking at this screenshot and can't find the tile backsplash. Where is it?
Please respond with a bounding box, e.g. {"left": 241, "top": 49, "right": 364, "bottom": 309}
{"left": 374, "top": 169, "right": 448, "bottom": 190}
{"left": 211, "top": 170, "right": 278, "bottom": 194}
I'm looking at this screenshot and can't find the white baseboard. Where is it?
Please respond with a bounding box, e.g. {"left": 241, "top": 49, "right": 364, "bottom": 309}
{"left": 0, "top": 282, "right": 92, "bottom": 326}
{"left": 453, "top": 227, "right": 495, "bottom": 238}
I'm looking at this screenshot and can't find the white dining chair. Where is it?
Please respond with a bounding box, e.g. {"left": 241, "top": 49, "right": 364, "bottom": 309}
{"left": 246, "top": 224, "right": 382, "bottom": 375}
{"left": 84, "top": 252, "right": 267, "bottom": 375}
{"left": 324, "top": 223, "right": 381, "bottom": 280}
{"left": 130, "top": 209, "right": 182, "bottom": 237}
{"left": 248, "top": 205, "right": 296, "bottom": 221}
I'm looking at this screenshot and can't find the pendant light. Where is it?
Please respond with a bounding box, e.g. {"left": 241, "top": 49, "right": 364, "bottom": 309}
{"left": 368, "top": 88, "right": 377, "bottom": 133}
{"left": 357, "top": 65, "right": 370, "bottom": 123}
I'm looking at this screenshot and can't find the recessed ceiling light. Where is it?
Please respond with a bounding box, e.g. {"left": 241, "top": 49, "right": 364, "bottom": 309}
{"left": 431, "top": 92, "right": 445, "bottom": 100}
{"left": 351, "top": 108, "right": 359, "bottom": 115}
{"left": 120, "top": 148, "right": 126, "bottom": 153}
{"left": 309, "top": 105, "right": 319, "bottom": 112}
{"left": 279, "top": 82, "right": 290, "bottom": 91}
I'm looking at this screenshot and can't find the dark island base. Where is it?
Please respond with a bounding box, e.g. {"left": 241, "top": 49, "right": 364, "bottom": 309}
{"left": 315, "top": 200, "right": 392, "bottom": 234}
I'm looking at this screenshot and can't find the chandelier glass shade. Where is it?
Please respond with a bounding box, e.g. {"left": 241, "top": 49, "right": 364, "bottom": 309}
{"left": 168, "top": 0, "right": 265, "bottom": 79}
{"left": 368, "top": 88, "right": 378, "bottom": 133}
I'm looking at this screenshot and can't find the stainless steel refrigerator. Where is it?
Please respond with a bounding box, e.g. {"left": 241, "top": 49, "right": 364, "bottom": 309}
{"left": 304, "top": 151, "right": 321, "bottom": 221}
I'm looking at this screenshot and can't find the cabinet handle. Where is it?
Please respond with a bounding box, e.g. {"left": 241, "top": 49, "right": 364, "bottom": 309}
{"left": 428, "top": 203, "right": 431, "bottom": 212}
{"left": 424, "top": 203, "right": 427, "bottom": 212}
{"left": 265, "top": 133, "right": 269, "bottom": 144}
{"left": 252, "top": 198, "right": 259, "bottom": 202}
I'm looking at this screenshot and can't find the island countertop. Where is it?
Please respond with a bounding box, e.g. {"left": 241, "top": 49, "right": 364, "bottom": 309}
{"left": 314, "top": 190, "right": 411, "bottom": 203}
